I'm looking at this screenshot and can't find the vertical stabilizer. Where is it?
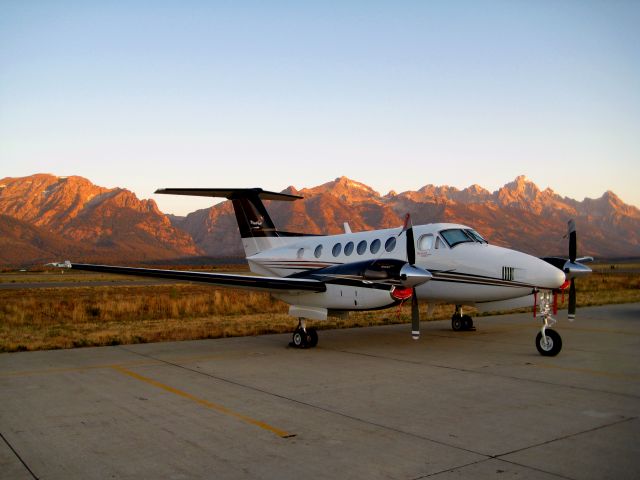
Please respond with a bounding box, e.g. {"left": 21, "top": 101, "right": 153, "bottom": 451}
{"left": 155, "top": 187, "right": 305, "bottom": 256}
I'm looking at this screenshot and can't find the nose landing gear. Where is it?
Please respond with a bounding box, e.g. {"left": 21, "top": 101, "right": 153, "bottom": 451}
{"left": 535, "top": 291, "right": 562, "bottom": 356}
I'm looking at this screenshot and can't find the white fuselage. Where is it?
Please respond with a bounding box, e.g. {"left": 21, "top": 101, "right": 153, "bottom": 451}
{"left": 244, "top": 223, "right": 565, "bottom": 319}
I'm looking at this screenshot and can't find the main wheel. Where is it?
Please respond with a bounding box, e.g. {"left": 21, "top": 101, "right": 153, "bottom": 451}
{"left": 462, "top": 315, "right": 474, "bottom": 330}
{"left": 292, "top": 328, "right": 307, "bottom": 348}
{"left": 307, "top": 328, "right": 318, "bottom": 348}
{"left": 452, "top": 314, "right": 463, "bottom": 331}
{"left": 536, "top": 329, "right": 562, "bottom": 356}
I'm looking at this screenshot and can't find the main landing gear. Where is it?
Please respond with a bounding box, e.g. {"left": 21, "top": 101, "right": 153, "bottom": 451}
{"left": 290, "top": 319, "right": 318, "bottom": 349}
{"left": 535, "top": 291, "right": 563, "bottom": 356}
{"left": 451, "top": 305, "right": 475, "bottom": 331}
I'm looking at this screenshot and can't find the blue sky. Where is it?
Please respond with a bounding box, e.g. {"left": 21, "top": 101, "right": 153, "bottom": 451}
{"left": 1, "top": 1, "right": 639, "bottom": 215}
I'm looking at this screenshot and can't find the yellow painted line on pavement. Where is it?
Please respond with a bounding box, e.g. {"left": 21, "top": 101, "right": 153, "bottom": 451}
{"left": 533, "top": 363, "right": 640, "bottom": 381}
{"left": 111, "top": 365, "right": 293, "bottom": 439}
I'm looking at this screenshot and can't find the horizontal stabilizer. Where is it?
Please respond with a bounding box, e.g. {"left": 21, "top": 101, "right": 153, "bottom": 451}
{"left": 155, "top": 188, "right": 302, "bottom": 202}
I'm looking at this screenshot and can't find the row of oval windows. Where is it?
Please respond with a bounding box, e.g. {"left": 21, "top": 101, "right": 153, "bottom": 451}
{"left": 309, "top": 234, "right": 447, "bottom": 259}
{"left": 314, "top": 237, "right": 397, "bottom": 258}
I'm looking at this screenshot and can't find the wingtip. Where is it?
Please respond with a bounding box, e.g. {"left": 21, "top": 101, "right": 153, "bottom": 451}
{"left": 46, "top": 260, "right": 72, "bottom": 268}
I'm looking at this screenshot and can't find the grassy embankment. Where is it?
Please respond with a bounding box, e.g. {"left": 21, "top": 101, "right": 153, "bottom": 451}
{"left": 0, "top": 265, "right": 638, "bottom": 352}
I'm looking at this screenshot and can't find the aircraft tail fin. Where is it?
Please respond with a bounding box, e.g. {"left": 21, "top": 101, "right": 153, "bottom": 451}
{"left": 155, "top": 188, "right": 305, "bottom": 256}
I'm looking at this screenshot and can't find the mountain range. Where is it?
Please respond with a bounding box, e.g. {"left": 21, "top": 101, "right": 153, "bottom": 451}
{"left": 1, "top": 173, "right": 638, "bottom": 266}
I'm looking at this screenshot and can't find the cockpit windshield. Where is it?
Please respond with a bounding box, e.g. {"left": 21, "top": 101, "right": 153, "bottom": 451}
{"left": 464, "top": 229, "right": 488, "bottom": 244}
{"left": 440, "top": 228, "right": 488, "bottom": 247}
{"left": 440, "top": 229, "right": 475, "bottom": 247}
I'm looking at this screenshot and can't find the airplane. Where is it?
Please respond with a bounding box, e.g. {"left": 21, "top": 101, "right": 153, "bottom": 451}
{"left": 51, "top": 187, "right": 593, "bottom": 356}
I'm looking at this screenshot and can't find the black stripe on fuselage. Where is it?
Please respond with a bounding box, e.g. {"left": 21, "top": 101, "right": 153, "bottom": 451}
{"left": 277, "top": 264, "right": 534, "bottom": 290}
{"left": 430, "top": 271, "right": 534, "bottom": 289}
{"left": 258, "top": 257, "right": 535, "bottom": 290}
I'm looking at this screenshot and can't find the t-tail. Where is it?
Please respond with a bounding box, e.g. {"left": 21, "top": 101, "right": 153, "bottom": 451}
{"left": 155, "top": 188, "right": 308, "bottom": 257}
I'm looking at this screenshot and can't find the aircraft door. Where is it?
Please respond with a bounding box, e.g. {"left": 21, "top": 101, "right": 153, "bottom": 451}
{"left": 417, "top": 233, "right": 449, "bottom": 269}
{"left": 417, "top": 234, "right": 434, "bottom": 257}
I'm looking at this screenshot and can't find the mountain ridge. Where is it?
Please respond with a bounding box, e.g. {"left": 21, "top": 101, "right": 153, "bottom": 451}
{"left": 1, "top": 173, "right": 638, "bottom": 266}
{"left": 0, "top": 174, "right": 200, "bottom": 265}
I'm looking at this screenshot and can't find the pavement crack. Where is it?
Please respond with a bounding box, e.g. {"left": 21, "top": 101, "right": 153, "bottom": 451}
{"left": 0, "top": 431, "right": 39, "bottom": 480}
{"left": 494, "top": 415, "right": 638, "bottom": 458}
{"left": 413, "top": 456, "right": 574, "bottom": 480}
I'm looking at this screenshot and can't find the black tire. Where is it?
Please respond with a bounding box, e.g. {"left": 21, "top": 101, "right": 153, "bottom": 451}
{"left": 307, "top": 328, "right": 318, "bottom": 348}
{"left": 292, "top": 328, "right": 307, "bottom": 348}
{"left": 452, "top": 314, "right": 463, "bottom": 331}
{"left": 536, "top": 329, "right": 562, "bottom": 356}
{"left": 462, "top": 315, "right": 473, "bottom": 330}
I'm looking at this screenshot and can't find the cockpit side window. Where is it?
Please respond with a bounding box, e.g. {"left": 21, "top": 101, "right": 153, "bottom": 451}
{"left": 440, "top": 229, "right": 475, "bottom": 248}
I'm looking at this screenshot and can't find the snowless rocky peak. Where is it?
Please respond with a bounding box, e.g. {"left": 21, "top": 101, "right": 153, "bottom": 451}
{"left": 504, "top": 175, "right": 538, "bottom": 194}
{"left": 497, "top": 175, "right": 545, "bottom": 207}
{"left": 307, "top": 176, "right": 381, "bottom": 202}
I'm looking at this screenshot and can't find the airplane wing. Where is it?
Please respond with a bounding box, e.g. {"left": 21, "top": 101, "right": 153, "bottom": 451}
{"left": 52, "top": 262, "right": 326, "bottom": 293}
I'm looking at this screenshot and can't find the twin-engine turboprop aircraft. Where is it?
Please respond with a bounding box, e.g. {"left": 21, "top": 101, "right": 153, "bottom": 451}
{"left": 52, "top": 188, "right": 592, "bottom": 356}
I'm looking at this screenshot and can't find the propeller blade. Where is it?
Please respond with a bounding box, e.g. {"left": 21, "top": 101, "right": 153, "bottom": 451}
{"left": 568, "top": 219, "right": 576, "bottom": 263}
{"left": 568, "top": 278, "right": 576, "bottom": 321}
{"left": 403, "top": 213, "right": 416, "bottom": 265}
{"left": 407, "top": 225, "right": 415, "bottom": 265}
{"left": 411, "top": 287, "right": 420, "bottom": 339}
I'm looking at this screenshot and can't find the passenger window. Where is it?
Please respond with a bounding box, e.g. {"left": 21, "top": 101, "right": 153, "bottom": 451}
{"left": 344, "top": 241, "right": 354, "bottom": 256}
{"left": 418, "top": 234, "right": 434, "bottom": 251}
{"left": 357, "top": 240, "right": 367, "bottom": 255}
{"left": 370, "top": 239, "right": 381, "bottom": 254}
{"left": 297, "top": 248, "right": 305, "bottom": 259}
{"left": 332, "top": 243, "right": 342, "bottom": 257}
{"left": 314, "top": 245, "right": 323, "bottom": 258}
{"left": 385, "top": 237, "right": 396, "bottom": 252}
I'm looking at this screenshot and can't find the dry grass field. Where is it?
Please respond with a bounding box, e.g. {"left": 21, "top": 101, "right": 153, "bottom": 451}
{"left": 0, "top": 266, "right": 638, "bottom": 352}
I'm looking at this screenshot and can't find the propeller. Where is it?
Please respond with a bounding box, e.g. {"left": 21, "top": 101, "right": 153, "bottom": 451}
{"left": 563, "top": 220, "right": 592, "bottom": 320}
{"left": 541, "top": 220, "right": 592, "bottom": 320}
{"left": 403, "top": 214, "right": 421, "bottom": 340}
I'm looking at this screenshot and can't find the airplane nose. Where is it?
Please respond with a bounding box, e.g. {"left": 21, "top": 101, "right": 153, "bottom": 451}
{"left": 510, "top": 250, "right": 566, "bottom": 290}
{"left": 536, "top": 260, "right": 566, "bottom": 289}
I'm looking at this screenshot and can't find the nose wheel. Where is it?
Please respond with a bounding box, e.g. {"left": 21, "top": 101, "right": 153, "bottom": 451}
{"left": 536, "top": 329, "right": 562, "bottom": 356}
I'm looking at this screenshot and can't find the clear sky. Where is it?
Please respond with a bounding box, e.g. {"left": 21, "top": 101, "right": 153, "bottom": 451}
{"left": 1, "top": 1, "right": 639, "bottom": 215}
